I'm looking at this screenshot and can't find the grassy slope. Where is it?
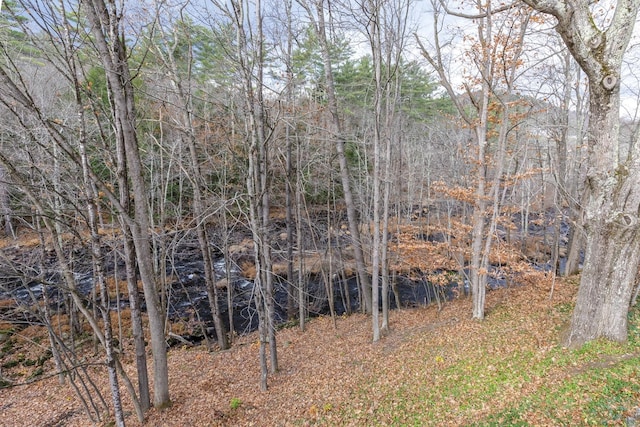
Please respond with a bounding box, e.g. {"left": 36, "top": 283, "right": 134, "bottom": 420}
{"left": 330, "top": 277, "right": 640, "bottom": 427}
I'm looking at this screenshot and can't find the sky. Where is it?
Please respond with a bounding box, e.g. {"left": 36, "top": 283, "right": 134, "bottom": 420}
{"left": 412, "top": 0, "right": 640, "bottom": 120}
{"left": 8, "top": 0, "right": 635, "bottom": 119}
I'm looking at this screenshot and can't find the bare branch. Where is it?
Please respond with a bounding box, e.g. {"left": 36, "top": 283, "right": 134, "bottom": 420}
{"left": 438, "top": 0, "right": 518, "bottom": 19}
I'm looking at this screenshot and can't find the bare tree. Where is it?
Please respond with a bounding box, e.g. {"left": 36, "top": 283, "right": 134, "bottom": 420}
{"left": 209, "top": 0, "right": 278, "bottom": 390}
{"left": 83, "top": 0, "right": 171, "bottom": 407}
{"left": 417, "top": 0, "right": 532, "bottom": 319}
{"left": 298, "top": 0, "right": 373, "bottom": 314}
{"left": 148, "top": 6, "right": 229, "bottom": 351}
{"left": 0, "top": 0, "right": 151, "bottom": 419}
{"left": 357, "top": 0, "right": 412, "bottom": 340}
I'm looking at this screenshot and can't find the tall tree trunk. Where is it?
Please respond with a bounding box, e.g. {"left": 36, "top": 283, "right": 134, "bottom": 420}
{"left": 369, "top": 0, "right": 383, "bottom": 342}
{"left": 226, "top": 0, "right": 277, "bottom": 389}
{"left": 154, "top": 16, "right": 230, "bottom": 350}
{"left": 418, "top": 0, "right": 528, "bottom": 320}
{"left": 74, "top": 59, "right": 126, "bottom": 425}
{"left": 84, "top": 0, "right": 170, "bottom": 407}
{"left": 254, "top": 0, "right": 278, "bottom": 378}
{"left": 417, "top": 2, "right": 492, "bottom": 320}
{"left": 284, "top": 0, "right": 297, "bottom": 321}
{"left": 297, "top": 137, "right": 307, "bottom": 330}
{"left": 311, "top": 0, "right": 373, "bottom": 313}
{"left": 115, "top": 97, "right": 151, "bottom": 414}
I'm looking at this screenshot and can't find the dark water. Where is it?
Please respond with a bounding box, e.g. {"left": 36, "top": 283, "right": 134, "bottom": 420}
{"left": 163, "top": 259, "right": 487, "bottom": 343}
{"left": 0, "top": 209, "right": 578, "bottom": 343}
{"left": 0, "top": 246, "right": 535, "bottom": 345}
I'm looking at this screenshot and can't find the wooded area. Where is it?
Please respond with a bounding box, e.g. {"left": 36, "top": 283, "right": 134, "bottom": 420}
{"left": 0, "top": 0, "right": 638, "bottom": 425}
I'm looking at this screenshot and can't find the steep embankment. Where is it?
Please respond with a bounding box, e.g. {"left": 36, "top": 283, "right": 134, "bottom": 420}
{"left": 3, "top": 270, "right": 640, "bottom": 426}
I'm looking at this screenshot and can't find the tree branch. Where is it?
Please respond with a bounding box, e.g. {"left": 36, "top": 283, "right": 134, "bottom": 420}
{"left": 439, "top": 0, "right": 518, "bottom": 19}
{"left": 520, "top": 0, "right": 566, "bottom": 18}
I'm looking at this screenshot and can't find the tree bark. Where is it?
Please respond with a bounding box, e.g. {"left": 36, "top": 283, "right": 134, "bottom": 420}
{"left": 224, "top": 0, "right": 277, "bottom": 388}
{"left": 566, "top": 79, "right": 640, "bottom": 345}
{"left": 524, "top": 0, "right": 640, "bottom": 346}
{"left": 311, "top": 0, "right": 373, "bottom": 314}
{"left": 284, "top": 0, "right": 297, "bottom": 322}
{"left": 84, "top": 0, "right": 170, "bottom": 406}
{"left": 369, "top": 0, "right": 383, "bottom": 342}
{"left": 115, "top": 95, "right": 151, "bottom": 413}
{"left": 122, "top": 224, "right": 151, "bottom": 412}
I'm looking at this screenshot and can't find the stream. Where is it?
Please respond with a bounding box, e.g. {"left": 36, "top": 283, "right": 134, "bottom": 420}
{"left": 0, "top": 210, "right": 577, "bottom": 344}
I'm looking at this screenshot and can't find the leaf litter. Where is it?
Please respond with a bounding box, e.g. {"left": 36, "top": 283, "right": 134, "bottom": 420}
{"left": 2, "top": 270, "right": 640, "bottom": 426}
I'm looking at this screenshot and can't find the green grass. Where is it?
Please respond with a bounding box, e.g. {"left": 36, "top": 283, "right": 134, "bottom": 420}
{"left": 476, "top": 355, "right": 640, "bottom": 426}
{"left": 229, "top": 397, "right": 243, "bottom": 410}
{"left": 339, "top": 301, "right": 640, "bottom": 426}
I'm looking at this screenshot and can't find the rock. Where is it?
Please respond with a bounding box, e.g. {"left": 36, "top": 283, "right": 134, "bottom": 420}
{"left": 216, "top": 278, "right": 230, "bottom": 289}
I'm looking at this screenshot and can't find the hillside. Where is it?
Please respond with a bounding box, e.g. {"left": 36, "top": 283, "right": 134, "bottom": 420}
{"left": 2, "top": 272, "right": 640, "bottom": 426}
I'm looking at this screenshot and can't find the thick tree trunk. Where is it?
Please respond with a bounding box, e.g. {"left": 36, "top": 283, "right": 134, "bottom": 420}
{"left": 566, "top": 75, "right": 640, "bottom": 345}
{"left": 523, "top": 0, "right": 639, "bottom": 346}
{"left": 566, "top": 219, "right": 640, "bottom": 344}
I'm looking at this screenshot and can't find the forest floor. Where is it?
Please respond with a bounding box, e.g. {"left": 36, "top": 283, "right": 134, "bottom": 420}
{"left": 3, "top": 268, "right": 640, "bottom": 426}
